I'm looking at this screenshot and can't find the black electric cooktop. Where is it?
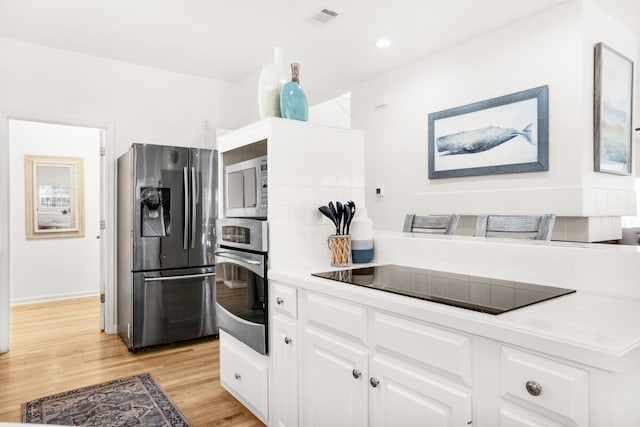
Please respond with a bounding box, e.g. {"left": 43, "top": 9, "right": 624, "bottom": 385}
{"left": 312, "top": 264, "right": 575, "bottom": 315}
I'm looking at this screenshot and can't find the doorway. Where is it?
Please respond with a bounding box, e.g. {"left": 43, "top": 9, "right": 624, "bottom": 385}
{"left": 9, "top": 119, "right": 101, "bottom": 305}
{"left": 0, "top": 117, "right": 116, "bottom": 351}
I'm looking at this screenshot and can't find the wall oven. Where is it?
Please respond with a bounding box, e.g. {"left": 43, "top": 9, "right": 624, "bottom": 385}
{"left": 215, "top": 218, "right": 268, "bottom": 354}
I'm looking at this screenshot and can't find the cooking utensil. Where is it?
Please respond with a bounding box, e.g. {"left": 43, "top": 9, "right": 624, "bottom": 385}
{"left": 346, "top": 200, "right": 356, "bottom": 235}
{"left": 336, "top": 202, "right": 343, "bottom": 235}
{"left": 342, "top": 206, "right": 352, "bottom": 235}
{"left": 318, "top": 205, "right": 339, "bottom": 234}
{"left": 328, "top": 201, "right": 338, "bottom": 222}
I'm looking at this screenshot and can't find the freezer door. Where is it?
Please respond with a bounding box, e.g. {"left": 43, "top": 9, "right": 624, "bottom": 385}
{"left": 131, "top": 268, "right": 217, "bottom": 350}
{"left": 133, "top": 144, "right": 189, "bottom": 271}
{"left": 189, "top": 148, "right": 217, "bottom": 267}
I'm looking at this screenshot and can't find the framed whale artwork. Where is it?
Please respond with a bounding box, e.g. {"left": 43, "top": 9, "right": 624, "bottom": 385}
{"left": 428, "top": 85, "right": 549, "bottom": 179}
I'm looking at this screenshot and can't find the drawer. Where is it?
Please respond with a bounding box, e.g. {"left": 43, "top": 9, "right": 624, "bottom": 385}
{"left": 372, "top": 311, "right": 472, "bottom": 386}
{"left": 219, "top": 330, "right": 269, "bottom": 422}
{"left": 500, "top": 406, "right": 566, "bottom": 427}
{"left": 501, "top": 347, "right": 588, "bottom": 426}
{"left": 306, "top": 292, "right": 367, "bottom": 344}
{"left": 273, "top": 282, "right": 298, "bottom": 319}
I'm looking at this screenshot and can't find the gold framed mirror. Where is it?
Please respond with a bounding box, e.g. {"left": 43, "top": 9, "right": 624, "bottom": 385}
{"left": 25, "top": 155, "right": 85, "bottom": 239}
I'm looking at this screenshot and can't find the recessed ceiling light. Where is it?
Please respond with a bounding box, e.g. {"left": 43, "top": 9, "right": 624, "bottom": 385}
{"left": 376, "top": 38, "right": 392, "bottom": 48}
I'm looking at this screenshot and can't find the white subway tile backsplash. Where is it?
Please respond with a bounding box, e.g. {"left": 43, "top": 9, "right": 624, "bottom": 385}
{"left": 288, "top": 205, "right": 318, "bottom": 225}
{"left": 270, "top": 184, "right": 290, "bottom": 207}
{"left": 288, "top": 186, "right": 312, "bottom": 206}
{"left": 268, "top": 225, "right": 290, "bottom": 249}
{"left": 288, "top": 167, "right": 311, "bottom": 187}
{"left": 336, "top": 170, "right": 351, "bottom": 187}
{"left": 269, "top": 206, "right": 289, "bottom": 225}
{"left": 320, "top": 168, "right": 337, "bottom": 187}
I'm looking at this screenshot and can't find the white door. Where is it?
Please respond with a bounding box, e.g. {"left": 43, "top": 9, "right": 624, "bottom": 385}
{"left": 370, "top": 355, "right": 473, "bottom": 427}
{"left": 272, "top": 314, "right": 298, "bottom": 427}
{"left": 302, "top": 326, "right": 368, "bottom": 427}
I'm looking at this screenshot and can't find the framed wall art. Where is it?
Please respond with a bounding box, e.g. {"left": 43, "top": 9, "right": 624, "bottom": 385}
{"left": 25, "top": 154, "right": 85, "bottom": 239}
{"left": 428, "top": 85, "right": 549, "bottom": 179}
{"left": 594, "top": 42, "right": 634, "bottom": 175}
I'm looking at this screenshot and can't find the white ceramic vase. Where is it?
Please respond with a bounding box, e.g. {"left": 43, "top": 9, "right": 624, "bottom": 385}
{"left": 258, "top": 46, "right": 286, "bottom": 118}
{"left": 350, "top": 209, "right": 374, "bottom": 264}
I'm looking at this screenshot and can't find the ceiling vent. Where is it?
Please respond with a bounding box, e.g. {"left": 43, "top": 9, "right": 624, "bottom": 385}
{"left": 308, "top": 8, "right": 339, "bottom": 25}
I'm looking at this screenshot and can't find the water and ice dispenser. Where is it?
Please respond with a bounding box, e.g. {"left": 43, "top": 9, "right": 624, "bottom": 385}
{"left": 140, "top": 187, "right": 171, "bottom": 237}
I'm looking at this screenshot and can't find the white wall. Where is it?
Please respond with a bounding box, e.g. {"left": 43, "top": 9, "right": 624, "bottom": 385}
{"left": 9, "top": 119, "right": 101, "bottom": 304}
{"left": 309, "top": 93, "right": 351, "bottom": 129}
{"left": 0, "top": 37, "right": 243, "bottom": 156}
{"left": 351, "top": 1, "right": 637, "bottom": 232}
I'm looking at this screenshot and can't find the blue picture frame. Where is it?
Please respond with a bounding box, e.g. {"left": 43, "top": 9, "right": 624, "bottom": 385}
{"left": 428, "top": 85, "right": 549, "bottom": 179}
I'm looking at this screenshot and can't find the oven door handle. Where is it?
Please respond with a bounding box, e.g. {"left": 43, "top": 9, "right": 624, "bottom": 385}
{"left": 144, "top": 272, "right": 216, "bottom": 282}
{"left": 215, "top": 251, "right": 261, "bottom": 266}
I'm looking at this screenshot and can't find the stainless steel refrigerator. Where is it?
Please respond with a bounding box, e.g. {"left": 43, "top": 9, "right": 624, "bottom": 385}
{"left": 117, "top": 143, "right": 218, "bottom": 351}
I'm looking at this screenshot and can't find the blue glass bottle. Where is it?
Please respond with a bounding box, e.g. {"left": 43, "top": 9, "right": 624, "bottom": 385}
{"left": 280, "top": 63, "right": 308, "bottom": 121}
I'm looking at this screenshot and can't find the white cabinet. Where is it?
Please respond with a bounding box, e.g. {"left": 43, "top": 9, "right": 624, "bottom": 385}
{"left": 370, "top": 355, "right": 473, "bottom": 427}
{"left": 500, "top": 347, "right": 589, "bottom": 426}
{"left": 298, "top": 291, "right": 473, "bottom": 427}
{"left": 271, "top": 282, "right": 299, "bottom": 427}
{"left": 269, "top": 276, "right": 640, "bottom": 427}
{"left": 273, "top": 283, "right": 298, "bottom": 318}
{"left": 272, "top": 314, "right": 298, "bottom": 427}
{"left": 302, "top": 326, "right": 369, "bottom": 427}
{"left": 219, "top": 329, "right": 269, "bottom": 423}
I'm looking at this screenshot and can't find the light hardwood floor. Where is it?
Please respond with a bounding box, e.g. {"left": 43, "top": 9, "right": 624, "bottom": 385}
{"left": 0, "top": 296, "right": 265, "bottom": 426}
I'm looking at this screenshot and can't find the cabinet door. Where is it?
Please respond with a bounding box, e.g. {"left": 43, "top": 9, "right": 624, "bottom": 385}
{"left": 302, "top": 327, "right": 368, "bottom": 427}
{"left": 272, "top": 315, "right": 298, "bottom": 427}
{"left": 370, "top": 355, "right": 473, "bottom": 427}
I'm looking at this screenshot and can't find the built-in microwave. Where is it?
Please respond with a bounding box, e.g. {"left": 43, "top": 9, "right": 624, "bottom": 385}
{"left": 224, "top": 155, "right": 267, "bottom": 218}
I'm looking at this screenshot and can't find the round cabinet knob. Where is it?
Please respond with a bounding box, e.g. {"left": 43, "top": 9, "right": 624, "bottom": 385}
{"left": 234, "top": 373, "right": 241, "bottom": 381}
{"left": 352, "top": 369, "right": 361, "bottom": 379}
{"left": 276, "top": 297, "right": 284, "bottom": 305}
{"left": 284, "top": 336, "right": 292, "bottom": 345}
{"left": 369, "top": 377, "right": 380, "bottom": 388}
{"left": 525, "top": 380, "right": 542, "bottom": 396}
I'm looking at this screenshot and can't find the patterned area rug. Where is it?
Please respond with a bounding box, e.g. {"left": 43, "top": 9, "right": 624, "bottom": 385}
{"left": 21, "top": 373, "right": 190, "bottom": 426}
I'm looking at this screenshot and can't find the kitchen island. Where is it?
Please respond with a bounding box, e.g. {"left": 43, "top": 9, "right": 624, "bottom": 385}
{"left": 268, "top": 231, "right": 640, "bottom": 427}
{"left": 216, "top": 118, "right": 640, "bottom": 426}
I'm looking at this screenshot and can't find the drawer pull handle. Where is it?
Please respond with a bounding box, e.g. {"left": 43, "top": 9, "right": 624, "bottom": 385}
{"left": 234, "top": 373, "right": 241, "bottom": 381}
{"left": 525, "top": 380, "right": 542, "bottom": 396}
{"left": 284, "top": 336, "right": 292, "bottom": 345}
{"left": 352, "top": 369, "right": 361, "bottom": 379}
{"left": 369, "top": 377, "right": 380, "bottom": 388}
{"left": 276, "top": 297, "right": 284, "bottom": 305}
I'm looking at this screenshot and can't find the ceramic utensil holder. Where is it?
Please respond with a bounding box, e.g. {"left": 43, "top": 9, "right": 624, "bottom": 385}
{"left": 327, "top": 235, "right": 352, "bottom": 267}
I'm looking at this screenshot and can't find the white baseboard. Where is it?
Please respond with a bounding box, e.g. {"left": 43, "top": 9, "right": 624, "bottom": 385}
{"left": 10, "top": 290, "right": 100, "bottom": 306}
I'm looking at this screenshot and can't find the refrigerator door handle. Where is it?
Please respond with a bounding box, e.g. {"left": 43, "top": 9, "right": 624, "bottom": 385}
{"left": 143, "top": 272, "right": 216, "bottom": 283}
{"left": 183, "top": 166, "right": 189, "bottom": 250}
{"left": 191, "top": 166, "right": 196, "bottom": 249}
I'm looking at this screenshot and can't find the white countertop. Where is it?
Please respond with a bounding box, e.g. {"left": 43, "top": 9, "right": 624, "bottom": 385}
{"left": 270, "top": 264, "right": 640, "bottom": 373}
